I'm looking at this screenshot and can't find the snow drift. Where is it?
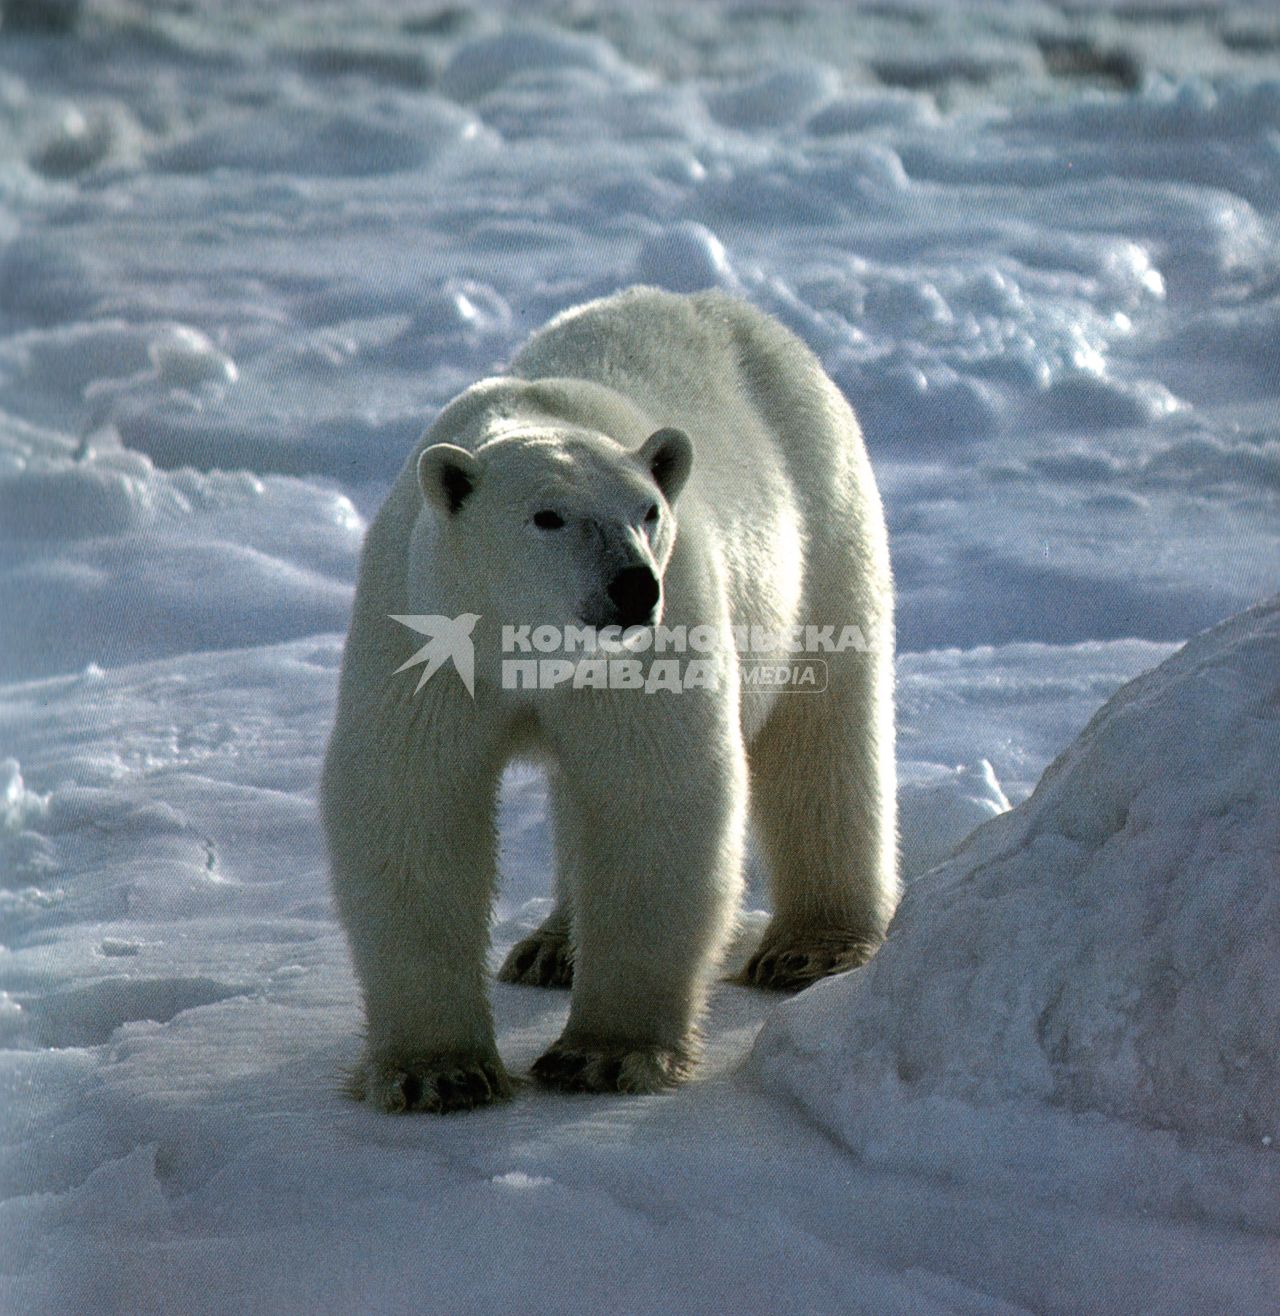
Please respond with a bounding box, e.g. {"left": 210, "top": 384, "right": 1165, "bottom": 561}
{"left": 751, "top": 597, "right": 1279, "bottom": 1214}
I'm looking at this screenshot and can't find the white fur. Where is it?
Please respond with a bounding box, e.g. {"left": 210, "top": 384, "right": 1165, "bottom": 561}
{"left": 322, "top": 287, "right": 897, "bottom": 1110}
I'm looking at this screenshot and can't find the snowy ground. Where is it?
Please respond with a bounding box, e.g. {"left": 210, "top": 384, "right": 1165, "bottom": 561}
{"left": 1, "top": 1, "right": 1277, "bottom": 1311}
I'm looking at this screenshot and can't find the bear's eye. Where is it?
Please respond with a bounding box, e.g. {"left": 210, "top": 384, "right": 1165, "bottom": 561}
{"left": 644, "top": 503, "right": 660, "bottom": 524}
{"left": 532, "top": 510, "right": 565, "bottom": 530}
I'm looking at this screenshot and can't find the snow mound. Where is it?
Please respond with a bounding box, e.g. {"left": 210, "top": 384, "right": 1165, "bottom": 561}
{"left": 1, "top": 758, "right": 48, "bottom": 831}
{"left": 807, "top": 90, "right": 938, "bottom": 135}
{"left": 752, "top": 598, "right": 1280, "bottom": 1151}
{"left": 632, "top": 221, "right": 739, "bottom": 294}
{"left": 30, "top": 104, "right": 140, "bottom": 179}
{"left": 152, "top": 100, "right": 485, "bottom": 178}
{"left": 703, "top": 63, "right": 840, "bottom": 130}
{"left": 440, "top": 28, "right": 640, "bottom": 103}
{"left": 147, "top": 326, "right": 238, "bottom": 390}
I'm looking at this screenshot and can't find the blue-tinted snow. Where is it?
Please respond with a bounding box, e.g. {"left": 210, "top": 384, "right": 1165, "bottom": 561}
{"left": 1, "top": 1, "right": 1277, "bottom": 1311}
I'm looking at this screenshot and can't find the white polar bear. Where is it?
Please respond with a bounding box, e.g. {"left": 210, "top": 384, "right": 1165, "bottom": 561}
{"left": 322, "top": 286, "right": 897, "bottom": 1113}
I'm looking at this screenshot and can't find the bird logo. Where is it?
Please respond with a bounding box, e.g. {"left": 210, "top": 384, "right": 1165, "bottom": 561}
{"left": 389, "top": 613, "right": 481, "bottom": 697}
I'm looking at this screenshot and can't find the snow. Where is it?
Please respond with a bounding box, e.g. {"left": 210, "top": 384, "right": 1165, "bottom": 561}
{"left": 0, "top": 419, "right": 360, "bottom": 678}
{"left": 752, "top": 601, "right": 1279, "bottom": 1184}
{"left": 1, "top": 0, "right": 1278, "bottom": 1310}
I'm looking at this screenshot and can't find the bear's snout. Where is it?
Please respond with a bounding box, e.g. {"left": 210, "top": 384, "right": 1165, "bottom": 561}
{"left": 606, "top": 565, "right": 660, "bottom": 628}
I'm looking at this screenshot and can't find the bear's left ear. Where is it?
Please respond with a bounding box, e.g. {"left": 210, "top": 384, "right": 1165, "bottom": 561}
{"left": 636, "top": 427, "right": 693, "bottom": 503}
{"left": 418, "top": 443, "right": 482, "bottom": 515}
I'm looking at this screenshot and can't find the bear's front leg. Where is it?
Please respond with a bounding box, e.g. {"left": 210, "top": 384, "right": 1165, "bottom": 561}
{"left": 323, "top": 683, "right": 511, "bottom": 1114}
{"left": 532, "top": 689, "right": 747, "bottom": 1094}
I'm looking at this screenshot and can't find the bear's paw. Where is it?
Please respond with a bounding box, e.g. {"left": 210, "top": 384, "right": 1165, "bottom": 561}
{"left": 498, "top": 928, "right": 574, "bottom": 988}
{"left": 738, "top": 926, "right": 883, "bottom": 993}
{"left": 347, "top": 1051, "right": 513, "bottom": 1115}
{"left": 531, "top": 1038, "right": 696, "bottom": 1094}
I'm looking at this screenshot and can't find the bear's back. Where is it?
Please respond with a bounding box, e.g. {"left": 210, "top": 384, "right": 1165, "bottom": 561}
{"left": 512, "top": 287, "right": 726, "bottom": 415}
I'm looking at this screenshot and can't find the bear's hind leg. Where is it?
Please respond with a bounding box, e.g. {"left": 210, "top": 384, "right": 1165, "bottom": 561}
{"left": 498, "top": 902, "right": 574, "bottom": 988}
{"left": 741, "top": 648, "right": 897, "bottom": 992}
{"left": 498, "top": 769, "right": 578, "bottom": 988}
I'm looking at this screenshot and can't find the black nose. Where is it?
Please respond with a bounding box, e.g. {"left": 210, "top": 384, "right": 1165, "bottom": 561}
{"left": 607, "top": 565, "right": 660, "bottom": 627}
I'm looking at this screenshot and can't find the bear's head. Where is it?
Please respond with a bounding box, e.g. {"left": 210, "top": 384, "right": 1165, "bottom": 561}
{"left": 414, "top": 424, "right": 693, "bottom": 634}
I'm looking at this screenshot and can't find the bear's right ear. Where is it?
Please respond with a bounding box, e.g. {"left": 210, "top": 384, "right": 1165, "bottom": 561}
{"left": 418, "top": 444, "right": 481, "bottom": 515}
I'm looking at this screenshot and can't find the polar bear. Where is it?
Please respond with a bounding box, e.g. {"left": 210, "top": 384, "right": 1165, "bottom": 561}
{"left": 322, "top": 286, "right": 897, "bottom": 1113}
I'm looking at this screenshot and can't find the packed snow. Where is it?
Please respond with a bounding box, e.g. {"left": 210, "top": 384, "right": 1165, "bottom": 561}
{"left": 1, "top": 0, "right": 1277, "bottom": 1311}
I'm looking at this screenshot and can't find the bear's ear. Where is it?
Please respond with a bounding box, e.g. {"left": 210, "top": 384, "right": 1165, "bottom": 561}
{"left": 636, "top": 427, "right": 693, "bottom": 503}
{"left": 418, "top": 443, "right": 481, "bottom": 515}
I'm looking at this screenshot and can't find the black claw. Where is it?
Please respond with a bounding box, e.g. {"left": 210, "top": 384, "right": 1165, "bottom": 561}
{"left": 533, "top": 1047, "right": 585, "bottom": 1090}
{"left": 742, "top": 930, "right": 885, "bottom": 994}
{"left": 435, "top": 1061, "right": 507, "bottom": 1112}
{"left": 530, "top": 1051, "right": 559, "bottom": 1086}
{"left": 531, "top": 1043, "right": 690, "bottom": 1094}
{"left": 439, "top": 1070, "right": 474, "bottom": 1109}
{"left": 502, "top": 936, "right": 573, "bottom": 988}
{"left": 471, "top": 1067, "right": 493, "bottom": 1102}
{"left": 376, "top": 1056, "right": 512, "bottom": 1114}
